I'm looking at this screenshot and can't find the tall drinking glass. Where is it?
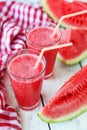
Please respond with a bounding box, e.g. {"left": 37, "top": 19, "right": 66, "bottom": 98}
{"left": 7, "top": 49, "right": 46, "bottom": 110}
{"left": 26, "top": 22, "right": 62, "bottom": 78}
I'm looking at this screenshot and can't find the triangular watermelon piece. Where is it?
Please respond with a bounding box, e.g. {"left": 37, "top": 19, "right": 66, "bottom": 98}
{"left": 40, "top": 0, "right": 87, "bottom": 29}
{"left": 57, "top": 29, "right": 87, "bottom": 65}
{"left": 38, "top": 65, "right": 87, "bottom": 123}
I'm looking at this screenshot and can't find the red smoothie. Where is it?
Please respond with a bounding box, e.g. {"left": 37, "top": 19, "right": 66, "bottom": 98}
{"left": 26, "top": 24, "right": 61, "bottom": 78}
{"left": 7, "top": 50, "right": 46, "bottom": 110}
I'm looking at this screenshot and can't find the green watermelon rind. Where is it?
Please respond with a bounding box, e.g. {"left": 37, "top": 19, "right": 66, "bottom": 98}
{"left": 40, "top": 0, "right": 86, "bottom": 29}
{"left": 40, "top": 0, "right": 58, "bottom": 21}
{"left": 57, "top": 50, "right": 87, "bottom": 65}
{"left": 38, "top": 105, "right": 87, "bottom": 123}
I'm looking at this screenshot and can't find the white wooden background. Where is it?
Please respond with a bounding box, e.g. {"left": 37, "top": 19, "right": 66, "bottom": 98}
{"left": 3, "top": 0, "right": 87, "bottom": 130}
{"left": 4, "top": 58, "right": 87, "bottom": 130}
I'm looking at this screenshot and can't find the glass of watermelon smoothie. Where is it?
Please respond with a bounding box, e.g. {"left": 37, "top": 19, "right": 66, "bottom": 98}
{"left": 7, "top": 49, "right": 46, "bottom": 110}
{"left": 26, "top": 22, "right": 62, "bottom": 78}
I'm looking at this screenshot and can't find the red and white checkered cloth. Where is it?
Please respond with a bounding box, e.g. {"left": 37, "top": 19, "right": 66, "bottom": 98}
{"left": 0, "top": 1, "right": 53, "bottom": 129}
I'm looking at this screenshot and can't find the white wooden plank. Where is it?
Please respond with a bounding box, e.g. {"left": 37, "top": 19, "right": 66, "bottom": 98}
{"left": 77, "top": 112, "right": 87, "bottom": 130}
{"left": 80, "top": 58, "right": 87, "bottom": 67}
{"left": 50, "top": 118, "right": 79, "bottom": 130}
{"left": 19, "top": 104, "right": 49, "bottom": 130}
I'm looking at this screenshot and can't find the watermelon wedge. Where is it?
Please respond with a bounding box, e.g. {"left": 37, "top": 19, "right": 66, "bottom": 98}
{"left": 38, "top": 65, "right": 87, "bottom": 123}
{"left": 40, "top": 0, "right": 87, "bottom": 29}
{"left": 57, "top": 29, "right": 87, "bottom": 65}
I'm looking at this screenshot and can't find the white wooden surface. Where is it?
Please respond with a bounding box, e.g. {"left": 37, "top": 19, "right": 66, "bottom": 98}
{"left": 4, "top": 58, "right": 87, "bottom": 130}
{"left": 3, "top": 0, "right": 87, "bottom": 130}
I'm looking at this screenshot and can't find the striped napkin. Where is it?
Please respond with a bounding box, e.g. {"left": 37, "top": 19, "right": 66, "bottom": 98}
{"left": 0, "top": 1, "right": 53, "bottom": 129}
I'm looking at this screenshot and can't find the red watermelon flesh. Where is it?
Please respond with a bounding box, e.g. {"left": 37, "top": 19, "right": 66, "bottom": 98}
{"left": 41, "top": 0, "right": 87, "bottom": 29}
{"left": 57, "top": 29, "right": 87, "bottom": 65}
{"left": 38, "top": 65, "right": 87, "bottom": 123}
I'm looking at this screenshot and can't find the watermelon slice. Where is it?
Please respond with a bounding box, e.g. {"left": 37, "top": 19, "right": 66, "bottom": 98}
{"left": 40, "top": 0, "right": 87, "bottom": 29}
{"left": 58, "top": 29, "right": 87, "bottom": 65}
{"left": 57, "top": 29, "right": 87, "bottom": 65}
{"left": 38, "top": 65, "right": 87, "bottom": 123}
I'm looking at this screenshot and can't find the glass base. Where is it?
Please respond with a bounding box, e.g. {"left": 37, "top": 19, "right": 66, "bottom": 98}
{"left": 44, "top": 71, "right": 53, "bottom": 79}
{"left": 20, "top": 100, "right": 40, "bottom": 111}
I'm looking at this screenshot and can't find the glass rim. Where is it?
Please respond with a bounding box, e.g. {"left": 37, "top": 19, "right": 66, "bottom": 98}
{"left": 7, "top": 49, "right": 46, "bottom": 80}
{"left": 25, "top": 21, "right": 62, "bottom": 47}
